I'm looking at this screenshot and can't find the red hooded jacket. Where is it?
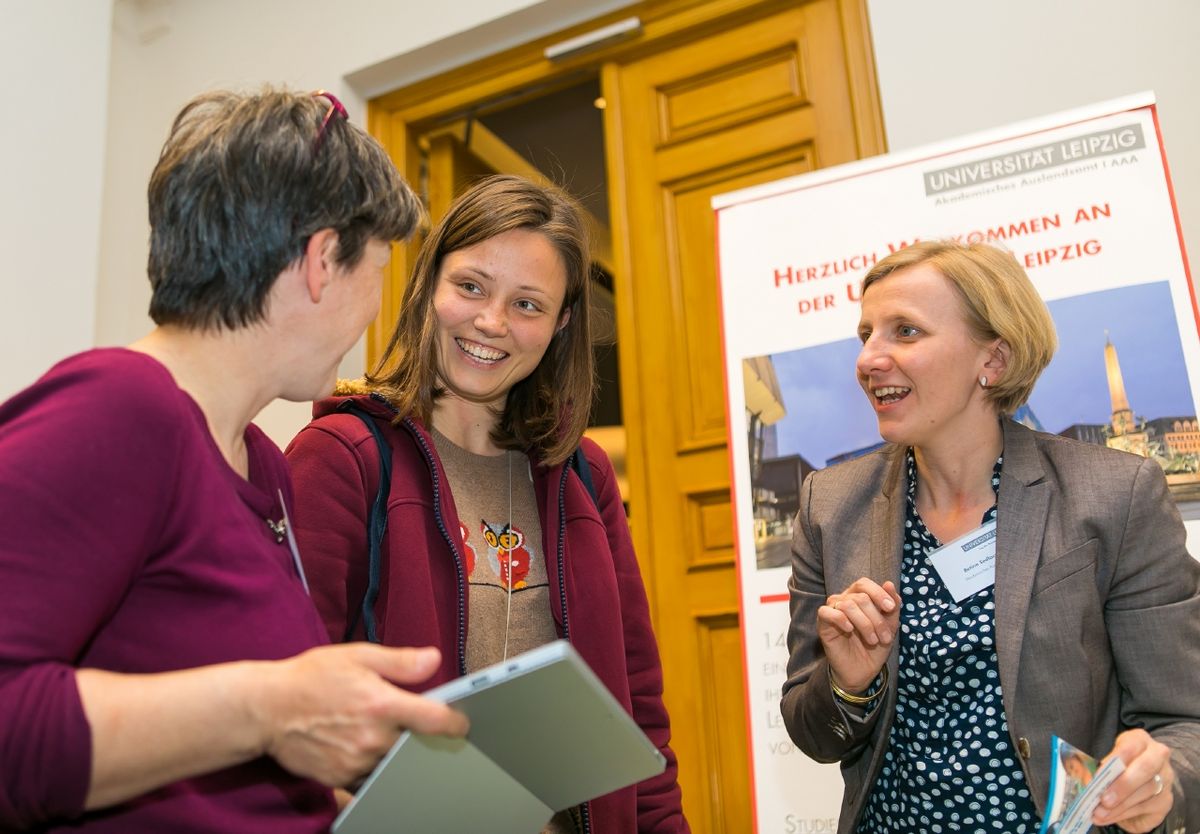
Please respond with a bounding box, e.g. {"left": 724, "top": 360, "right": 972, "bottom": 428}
{"left": 286, "top": 393, "right": 688, "bottom": 833}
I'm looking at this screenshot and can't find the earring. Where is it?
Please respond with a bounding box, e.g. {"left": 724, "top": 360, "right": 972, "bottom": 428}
{"left": 979, "top": 375, "right": 988, "bottom": 388}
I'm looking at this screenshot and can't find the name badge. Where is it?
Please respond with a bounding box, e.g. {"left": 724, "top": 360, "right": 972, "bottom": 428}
{"left": 928, "top": 518, "right": 997, "bottom": 603}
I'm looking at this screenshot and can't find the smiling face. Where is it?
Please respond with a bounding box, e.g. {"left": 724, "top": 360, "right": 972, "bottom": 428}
{"left": 431, "top": 228, "right": 569, "bottom": 419}
{"left": 855, "top": 263, "right": 998, "bottom": 450}
{"left": 1062, "top": 753, "right": 1094, "bottom": 786}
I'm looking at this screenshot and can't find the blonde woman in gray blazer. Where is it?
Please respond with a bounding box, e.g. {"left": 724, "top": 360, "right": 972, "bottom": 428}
{"left": 781, "top": 241, "right": 1200, "bottom": 834}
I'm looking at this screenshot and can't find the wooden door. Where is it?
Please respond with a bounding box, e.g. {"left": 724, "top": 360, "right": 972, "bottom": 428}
{"left": 368, "top": 2, "right": 882, "bottom": 828}
{"left": 603, "top": 2, "right": 884, "bottom": 830}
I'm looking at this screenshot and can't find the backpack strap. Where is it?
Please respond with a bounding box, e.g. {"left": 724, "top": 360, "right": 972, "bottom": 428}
{"left": 336, "top": 401, "right": 392, "bottom": 644}
{"left": 569, "top": 445, "right": 600, "bottom": 510}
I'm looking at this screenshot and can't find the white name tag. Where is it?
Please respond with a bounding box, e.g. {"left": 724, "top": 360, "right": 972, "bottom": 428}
{"left": 928, "top": 518, "right": 997, "bottom": 603}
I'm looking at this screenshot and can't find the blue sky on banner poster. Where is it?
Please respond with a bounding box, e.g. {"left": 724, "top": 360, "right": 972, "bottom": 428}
{"left": 768, "top": 281, "right": 1194, "bottom": 468}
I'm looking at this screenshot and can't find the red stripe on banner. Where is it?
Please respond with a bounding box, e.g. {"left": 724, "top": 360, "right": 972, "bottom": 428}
{"left": 759, "top": 593, "right": 789, "bottom": 604}
{"left": 1150, "top": 103, "right": 1199, "bottom": 337}
{"left": 716, "top": 207, "right": 763, "bottom": 834}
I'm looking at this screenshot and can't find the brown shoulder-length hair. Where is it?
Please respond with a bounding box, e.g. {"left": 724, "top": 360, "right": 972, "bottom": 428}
{"left": 368, "top": 175, "right": 594, "bottom": 466}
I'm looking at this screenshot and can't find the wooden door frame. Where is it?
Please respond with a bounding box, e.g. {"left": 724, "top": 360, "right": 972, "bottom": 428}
{"left": 366, "top": 0, "right": 883, "bottom": 366}
{"left": 368, "top": 0, "right": 885, "bottom": 616}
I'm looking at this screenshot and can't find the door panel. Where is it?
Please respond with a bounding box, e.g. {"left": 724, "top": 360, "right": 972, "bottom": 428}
{"left": 656, "top": 47, "right": 805, "bottom": 145}
{"left": 425, "top": 133, "right": 494, "bottom": 224}
{"left": 605, "top": 3, "right": 881, "bottom": 830}
{"left": 696, "top": 612, "right": 751, "bottom": 834}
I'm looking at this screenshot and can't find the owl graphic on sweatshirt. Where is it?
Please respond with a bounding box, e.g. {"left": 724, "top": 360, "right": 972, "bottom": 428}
{"left": 480, "top": 519, "right": 532, "bottom": 590}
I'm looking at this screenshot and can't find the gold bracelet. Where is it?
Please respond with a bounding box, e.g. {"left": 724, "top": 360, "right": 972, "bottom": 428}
{"left": 830, "top": 666, "right": 888, "bottom": 706}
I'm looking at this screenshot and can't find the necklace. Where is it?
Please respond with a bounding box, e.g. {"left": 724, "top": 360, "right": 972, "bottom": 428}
{"left": 502, "top": 449, "right": 514, "bottom": 661}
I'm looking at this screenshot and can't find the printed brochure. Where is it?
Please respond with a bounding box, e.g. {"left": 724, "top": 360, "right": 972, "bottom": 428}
{"left": 1038, "top": 735, "right": 1125, "bottom": 834}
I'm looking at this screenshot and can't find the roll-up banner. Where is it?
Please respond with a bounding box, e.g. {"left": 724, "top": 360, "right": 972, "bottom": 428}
{"left": 712, "top": 92, "right": 1195, "bottom": 833}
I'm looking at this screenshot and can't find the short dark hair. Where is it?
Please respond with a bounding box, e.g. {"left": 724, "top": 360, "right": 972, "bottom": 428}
{"left": 147, "top": 87, "right": 421, "bottom": 330}
{"left": 369, "top": 175, "right": 594, "bottom": 466}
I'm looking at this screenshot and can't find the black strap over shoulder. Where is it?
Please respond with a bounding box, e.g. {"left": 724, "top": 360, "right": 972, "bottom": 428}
{"left": 336, "top": 401, "right": 391, "bottom": 644}
{"left": 569, "top": 446, "right": 599, "bottom": 508}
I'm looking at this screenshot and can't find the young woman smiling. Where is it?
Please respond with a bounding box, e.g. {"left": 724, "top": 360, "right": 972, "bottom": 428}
{"left": 286, "top": 175, "right": 689, "bottom": 834}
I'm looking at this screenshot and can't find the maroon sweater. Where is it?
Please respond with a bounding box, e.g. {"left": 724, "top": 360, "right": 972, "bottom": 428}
{"left": 286, "top": 394, "right": 689, "bottom": 833}
{"left": 0, "top": 349, "right": 335, "bottom": 832}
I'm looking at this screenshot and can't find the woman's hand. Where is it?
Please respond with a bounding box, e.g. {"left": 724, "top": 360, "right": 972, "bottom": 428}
{"left": 1091, "top": 728, "right": 1174, "bottom": 832}
{"left": 817, "top": 578, "right": 901, "bottom": 694}
{"left": 253, "top": 644, "right": 469, "bottom": 788}
{"left": 79, "top": 644, "right": 469, "bottom": 810}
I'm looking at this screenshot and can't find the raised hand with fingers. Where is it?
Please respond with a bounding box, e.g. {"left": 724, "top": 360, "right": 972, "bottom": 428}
{"left": 817, "top": 577, "right": 902, "bottom": 695}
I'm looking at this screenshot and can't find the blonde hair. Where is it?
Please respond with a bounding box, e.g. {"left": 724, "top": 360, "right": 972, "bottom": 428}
{"left": 861, "top": 241, "right": 1057, "bottom": 415}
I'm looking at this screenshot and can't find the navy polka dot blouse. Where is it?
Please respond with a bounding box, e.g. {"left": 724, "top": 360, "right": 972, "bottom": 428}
{"left": 855, "top": 452, "right": 1041, "bottom": 833}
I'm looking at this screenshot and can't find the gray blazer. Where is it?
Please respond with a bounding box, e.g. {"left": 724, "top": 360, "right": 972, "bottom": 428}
{"left": 781, "top": 420, "right": 1200, "bottom": 833}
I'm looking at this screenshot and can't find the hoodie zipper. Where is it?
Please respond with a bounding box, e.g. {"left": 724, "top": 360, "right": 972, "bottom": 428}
{"left": 555, "top": 464, "right": 572, "bottom": 641}
{"left": 393, "top": 414, "right": 591, "bottom": 831}
{"left": 555, "top": 464, "right": 593, "bottom": 834}
{"left": 403, "top": 415, "right": 469, "bottom": 677}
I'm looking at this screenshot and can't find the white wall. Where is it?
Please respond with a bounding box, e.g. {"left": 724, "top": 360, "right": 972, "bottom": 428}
{"left": 867, "top": 0, "right": 1200, "bottom": 274}
{"left": 0, "top": 0, "right": 113, "bottom": 400}
{"left": 5, "top": 0, "right": 1199, "bottom": 449}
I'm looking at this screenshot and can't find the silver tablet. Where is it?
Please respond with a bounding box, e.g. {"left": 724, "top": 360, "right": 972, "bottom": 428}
{"left": 332, "top": 640, "right": 667, "bottom": 834}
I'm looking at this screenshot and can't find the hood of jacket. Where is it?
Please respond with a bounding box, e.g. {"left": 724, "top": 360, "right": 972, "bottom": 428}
{"left": 311, "top": 381, "right": 396, "bottom": 421}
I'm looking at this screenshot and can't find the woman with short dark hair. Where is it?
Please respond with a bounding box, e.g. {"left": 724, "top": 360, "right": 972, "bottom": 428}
{"left": 0, "top": 87, "right": 466, "bottom": 832}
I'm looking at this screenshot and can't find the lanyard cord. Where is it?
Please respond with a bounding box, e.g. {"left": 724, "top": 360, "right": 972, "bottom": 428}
{"left": 501, "top": 450, "right": 513, "bottom": 662}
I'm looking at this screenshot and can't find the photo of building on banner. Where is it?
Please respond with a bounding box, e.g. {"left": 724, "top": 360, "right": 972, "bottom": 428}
{"left": 749, "top": 281, "right": 1197, "bottom": 571}
{"left": 713, "top": 93, "right": 1196, "bottom": 832}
